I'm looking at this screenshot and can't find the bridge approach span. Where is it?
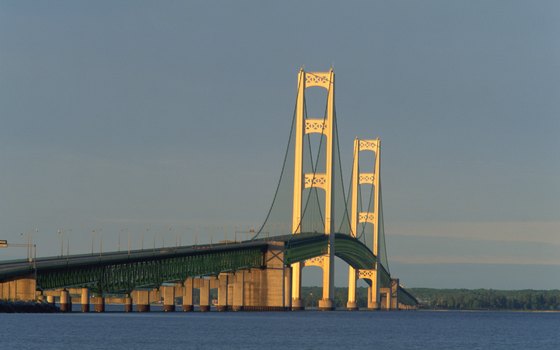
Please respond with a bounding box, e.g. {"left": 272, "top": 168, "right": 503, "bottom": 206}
{"left": 0, "top": 234, "right": 416, "bottom": 309}
{"left": 0, "top": 234, "right": 383, "bottom": 293}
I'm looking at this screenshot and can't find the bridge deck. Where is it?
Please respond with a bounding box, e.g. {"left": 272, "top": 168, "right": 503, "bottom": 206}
{"left": 0, "top": 233, "right": 411, "bottom": 306}
{"left": 1, "top": 240, "right": 269, "bottom": 293}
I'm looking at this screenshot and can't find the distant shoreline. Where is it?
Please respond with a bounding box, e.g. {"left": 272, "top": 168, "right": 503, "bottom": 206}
{"left": 406, "top": 288, "right": 560, "bottom": 311}
{"left": 3, "top": 288, "right": 559, "bottom": 313}
{"left": 417, "top": 308, "right": 560, "bottom": 313}
{"left": 300, "top": 286, "right": 560, "bottom": 311}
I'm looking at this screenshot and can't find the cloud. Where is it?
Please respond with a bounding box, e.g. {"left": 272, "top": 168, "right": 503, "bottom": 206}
{"left": 385, "top": 222, "right": 560, "bottom": 268}
{"left": 391, "top": 255, "right": 560, "bottom": 266}
{"left": 386, "top": 221, "right": 560, "bottom": 245}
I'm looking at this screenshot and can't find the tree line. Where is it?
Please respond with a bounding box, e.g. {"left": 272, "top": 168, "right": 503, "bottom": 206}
{"left": 298, "top": 287, "right": 560, "bottom": 310}
{"left": 203, "top": 286, "right": 560, "bottom": 310}
{"left": 408, "top": 288, "right": 560, "bottom": 310}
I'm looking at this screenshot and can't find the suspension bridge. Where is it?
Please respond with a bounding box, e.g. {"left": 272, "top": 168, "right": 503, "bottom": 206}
{"left": 0, "top": 68, "right": 418, "bottom": 311}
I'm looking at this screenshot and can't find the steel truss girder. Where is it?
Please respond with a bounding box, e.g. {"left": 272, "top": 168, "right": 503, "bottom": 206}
{"left": 284, "top": 233, "right": 377, "bottom": 270}
{"left": 36, "top": 248, "right": 264, "bottom": 293}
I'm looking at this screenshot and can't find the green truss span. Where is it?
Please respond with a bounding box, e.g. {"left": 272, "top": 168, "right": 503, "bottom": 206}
{"left": 283, "top": 233, "right": 391, "bottom": 288}
{"left": 397, "top": 286, "right": 419, "bottom": 306}
{"left": 36, "top": 246, "right": 265, "bottom": 293}
{"left": 283, "top": 233, "right": 376, "bottom": 269}
{"left": 1, "top": 234, "right": 397, "bottom": 294}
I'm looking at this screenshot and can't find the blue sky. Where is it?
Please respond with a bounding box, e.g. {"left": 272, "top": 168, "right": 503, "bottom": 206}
{"left": 1, "top": 1, "right": 559, "bottom": 289}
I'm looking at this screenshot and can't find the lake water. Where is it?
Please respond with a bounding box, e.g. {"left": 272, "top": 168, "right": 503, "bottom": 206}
{"left": 1, "top": 309, "right": 559, "bottom": 349}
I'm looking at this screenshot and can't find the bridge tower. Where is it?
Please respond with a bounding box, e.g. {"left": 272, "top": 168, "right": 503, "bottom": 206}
{"left": 291, "top": 68, "right": 336, "bottom": 311}
{"left": 347, "top": 138, "right": 382, "bottom": 310}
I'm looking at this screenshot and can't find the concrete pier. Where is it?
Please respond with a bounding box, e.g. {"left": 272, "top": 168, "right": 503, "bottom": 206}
{"left": 162, "top": 286, "right": 175, "bottom": 312}
{"left": 60, "top": 289, "right": 71, "bottom": 312}
{"left": 0, "top": 275, "right": 37, "bottom": 301}
{"left": 36, "top": 292, "right": 45, "bottom": 303}
{"left": 242, "top": 244, "right": 290, "bottom": 311}
{"left": 379, "top": 288, "right": 391, "bottom": 310}
{"left": 227, "top": 278, "right": 234, "bottom": 307}
{"left": 199, "top": 279, "right": 210, "bottom": 312}
{"left": 134, "top": 290, "right": 150, "bottom": 312}
{"left": 217, "top": 274, "right": 228, "bottom": 312}
{"left": 377, "top": 280, "right": 401, "bottom": 311}
{"left": 232, "top": 271, "right": 244, "bottom": 311}
{"left": 283, "top": 267, "right": 292, "bottom": 310}
{"left": 291, "top": 298, "right": 304, "bottom": 310}
{"left": 318, "top": 298, "right": 334, "bottom": 311}
{"left": 124, "top": 296, "right": 133, "bottom": 312}
{"left": 347, "top": 266, "right": 358, "bottom": 310}
{"left": 368, "top": 286, "right": 380, "bottom": 310}
{"left": 182, "top": 278, "right": 193, "bottom": 311}
{"left": 81, "top": 288, "right": 90, "bottom": 312}
{"left": 93, "top": 296, "right": 105, "bottom": 313}
{"left": 291, "top": 262, "right": 304, "bottom": 311}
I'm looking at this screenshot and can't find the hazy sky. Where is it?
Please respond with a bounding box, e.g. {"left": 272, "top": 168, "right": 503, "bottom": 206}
{"left": 1, "top": 1, "right": 559, "bottom": 289}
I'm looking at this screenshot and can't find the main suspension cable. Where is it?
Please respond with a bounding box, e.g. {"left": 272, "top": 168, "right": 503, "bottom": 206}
{"left": 253, "top": 76, "right": 302, "bottom": 239}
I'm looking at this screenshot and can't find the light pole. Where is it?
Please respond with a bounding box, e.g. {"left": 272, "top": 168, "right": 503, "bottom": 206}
{"left": 65, "top": 229, "right": 71, "bottom": 256}
{"left": 58, "top": 229, "right": 63, "bottom": 257}
{"left": 168, "top": 226, "right": 177, "bottom": 248}
{"left": 153, "top": 230, "right": 160, "bottom": 252}
{"left": 91, "top": 229, "right": 96, "bottom": 255}
{"left": 1, "top": 239, "right": 37, "bottom": 278}
{"left": 119, "top": 228, "right": 125, "bottom": 252}
{"left": 57, "top": 228, "right": 71, "bottom": 257}
{"left": 21, "top": 229, "right": 38, "bottom": 261}
{"left": 118, "top": 228, "right": 129, "bottom": 253}
{"left": 143, "top": 226, "right": 149, "bottom": 251}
